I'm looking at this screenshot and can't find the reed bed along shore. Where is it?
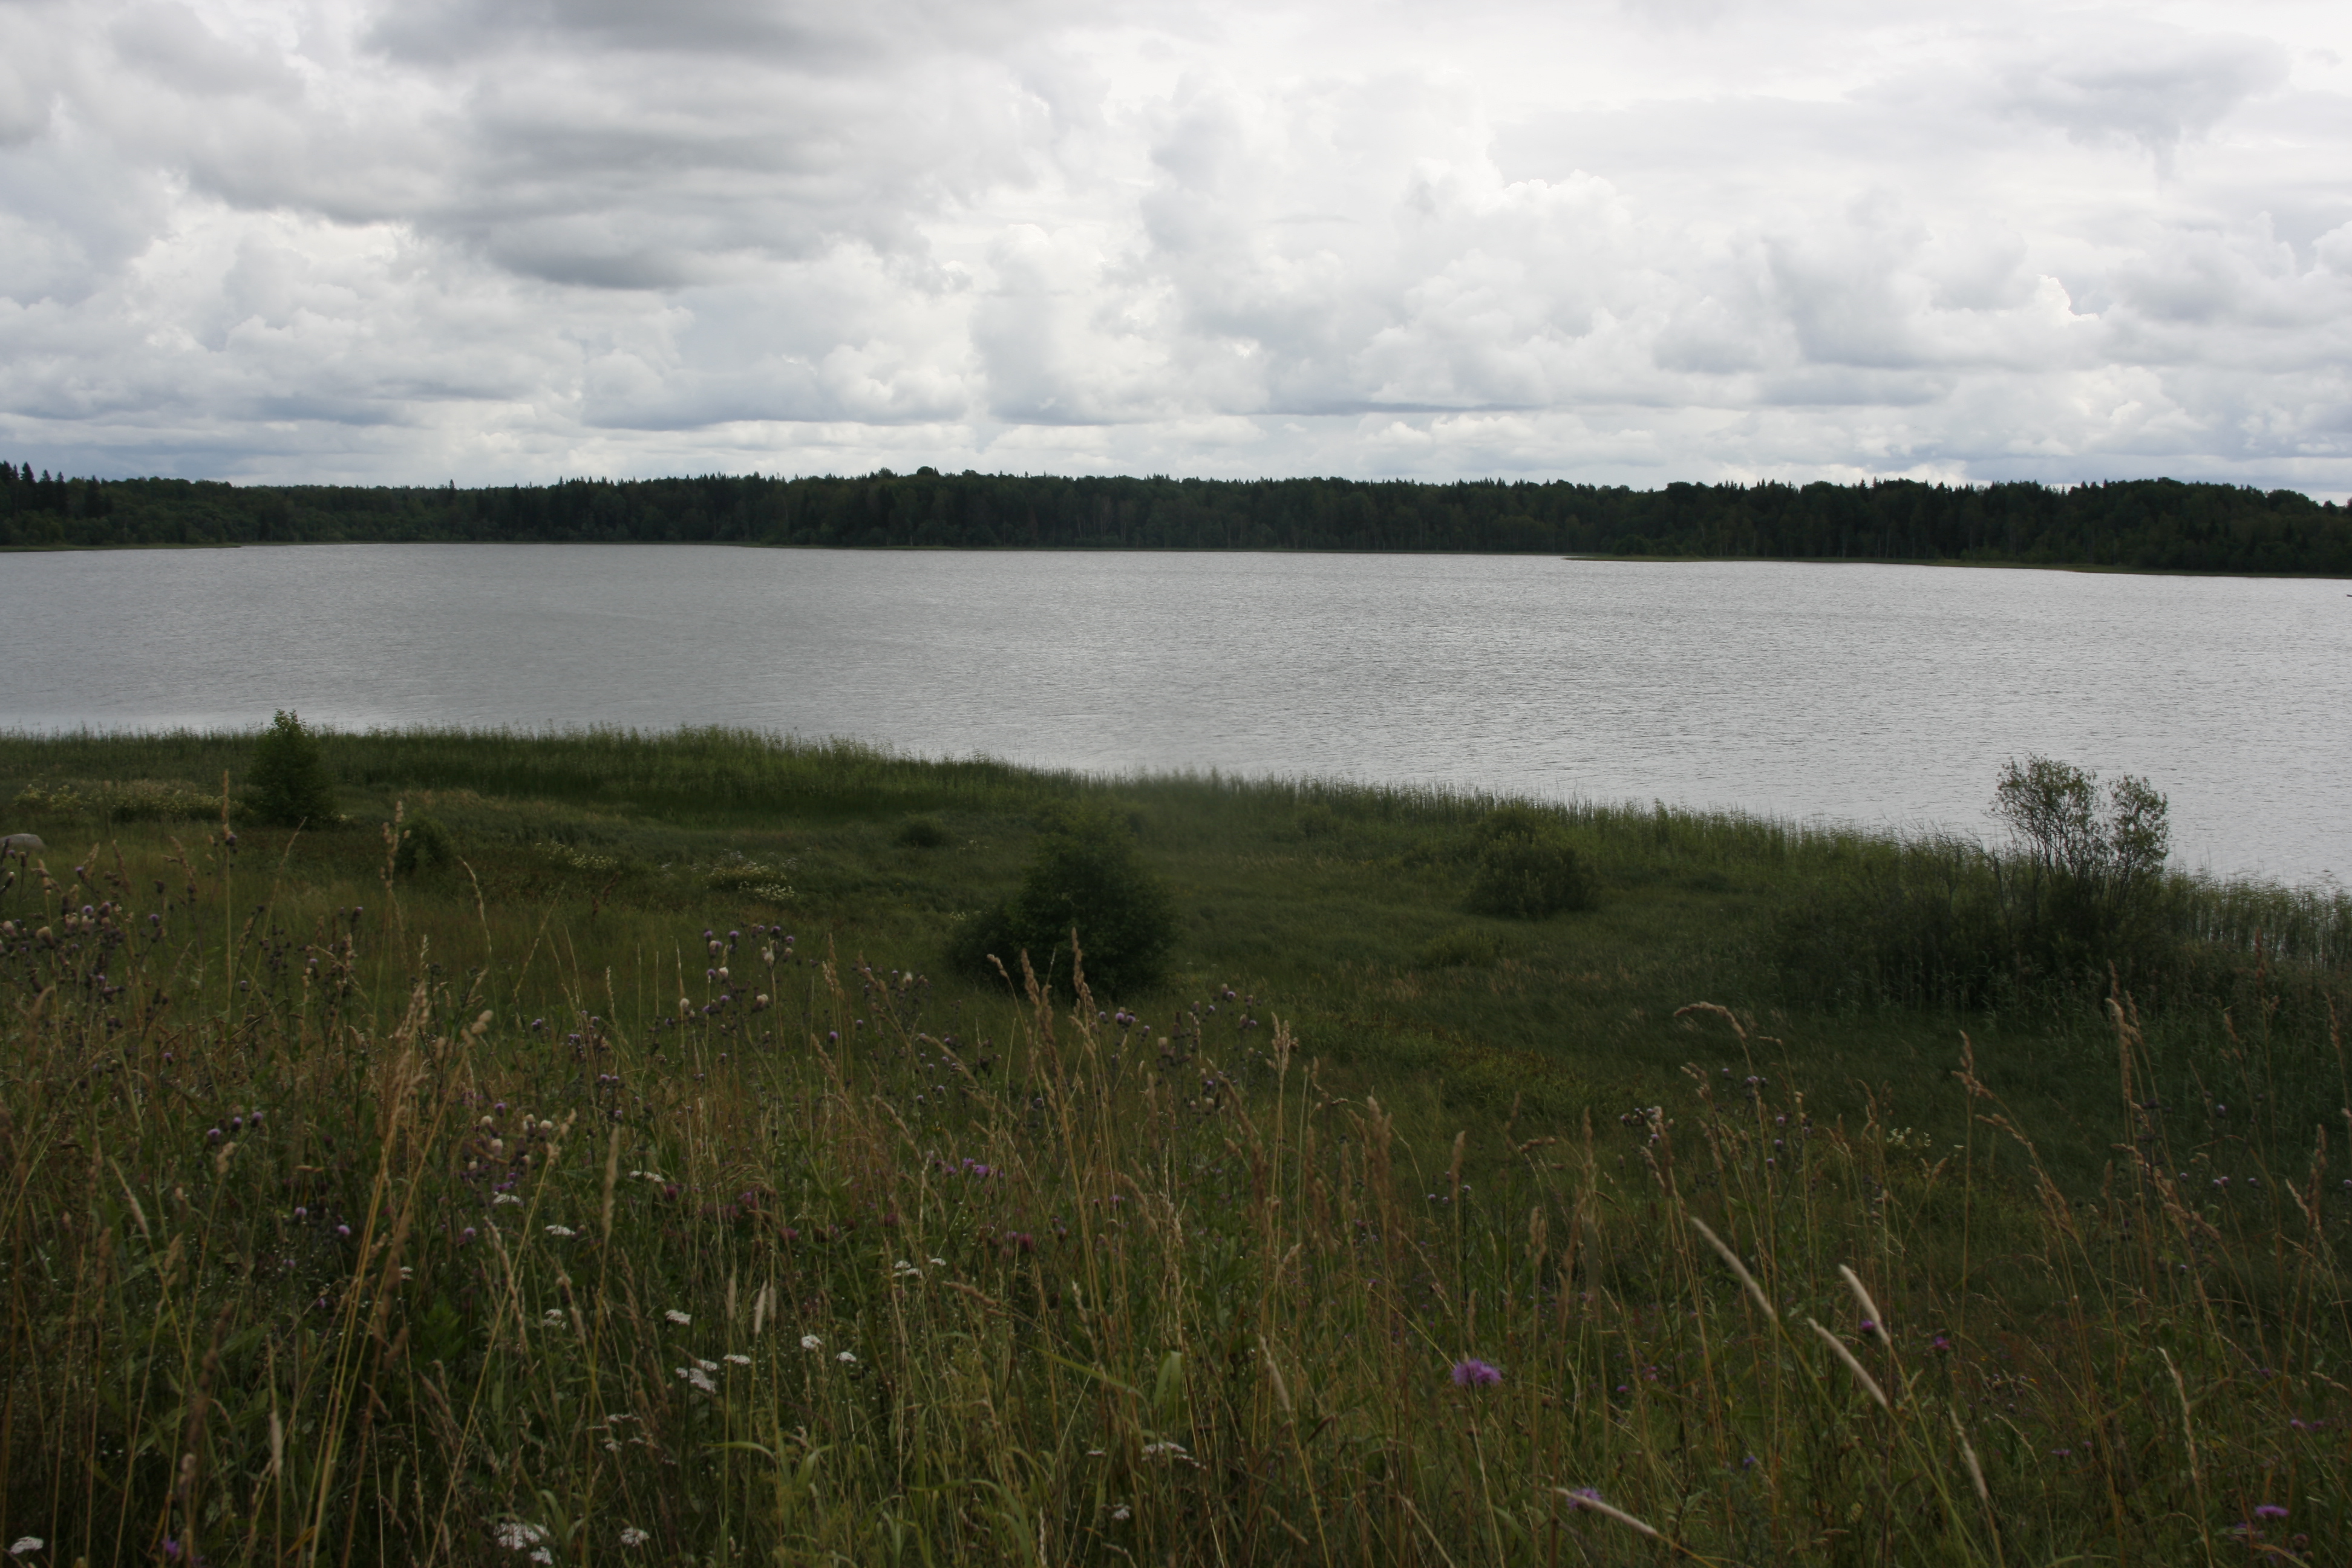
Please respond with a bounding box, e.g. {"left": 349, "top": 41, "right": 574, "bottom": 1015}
{"left": 1, "top": 728, "right": 2348, "bottom": 1563}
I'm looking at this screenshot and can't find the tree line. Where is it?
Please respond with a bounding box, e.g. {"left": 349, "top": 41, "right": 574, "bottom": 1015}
{"left": 3, "top": 460, "right": 2346, "bottom": 573}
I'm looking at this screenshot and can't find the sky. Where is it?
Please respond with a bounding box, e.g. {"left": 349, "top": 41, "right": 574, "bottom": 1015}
{"left": 2, "top": 0, "right": 2349, "bottom": 493}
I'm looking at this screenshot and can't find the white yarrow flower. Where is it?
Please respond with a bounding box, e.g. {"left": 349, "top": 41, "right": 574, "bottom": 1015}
{"left": 544, "top": 1224, "right": 575, "bottom": 1238}
{"left": 619, "top": 1527, "right": 650, "bottom": 1548}
{"left": 835, "top": 1350, "right": 858, "bottom": 1364}
{"left": 543, "top": 1308, "right": 566, "bottom": 1325}
{"left": 676, "top": 1365, "right": 718, "bottom": 1393}
{"left": 494, "top": 1521, "right": 548, "bottom": 1550}
{"left": 9, "top": 1540, "right": 44, "bottom": 1557}
{"left": 724, "top": 1353, "right": 751, "bottom": 1365}
{"left": 800, "top": 1334, "right": 823, "bottom": 1351}
{"left": 665, "top": 1308, "right": 691, "bottom": 1324}
{"left": 492, "top": 1192, "right": 522, "bottom": 1206}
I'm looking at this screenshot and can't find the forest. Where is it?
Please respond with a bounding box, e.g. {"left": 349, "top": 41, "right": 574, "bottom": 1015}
{"left": 4, "top": 461, "right": 2348, "bottom": 573}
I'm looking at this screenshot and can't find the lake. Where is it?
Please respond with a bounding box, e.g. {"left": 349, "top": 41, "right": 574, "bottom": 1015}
{"left": 1, "top": 543, "right": 2342, "bottom": 880}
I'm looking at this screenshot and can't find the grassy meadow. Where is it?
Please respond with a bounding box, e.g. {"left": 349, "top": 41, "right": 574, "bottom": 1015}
{"left": 1, "top": 725, "right": 2347, "bottom": 1566}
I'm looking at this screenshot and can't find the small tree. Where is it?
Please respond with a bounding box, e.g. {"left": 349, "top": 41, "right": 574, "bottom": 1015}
{"left": 956, "top": 804, "right": 1177, "bottom": 998}
{"left": 1991, "top": 757, "right": 2169, "bottom": 889}
{"left": 1990, "top": 756, "right": 2173, "bottom": 989}
{"left": 1465, "top": 806, "right": 1596, "bottom": 920}
{"left": 243, "top": 710, "right": 339, "bottom": 828}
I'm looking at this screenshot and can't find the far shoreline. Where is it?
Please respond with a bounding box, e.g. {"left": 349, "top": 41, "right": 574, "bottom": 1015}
{"left": 5, "top": 536, "right": 2350, "bottom": 583}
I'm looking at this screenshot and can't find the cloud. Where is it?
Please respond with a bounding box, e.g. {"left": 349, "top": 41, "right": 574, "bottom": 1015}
{"left": 0, "top": 0, "right": 2348, "bottom": 494}
{"left": 1999, "top": 28, "right": 2292, "bottom": 166}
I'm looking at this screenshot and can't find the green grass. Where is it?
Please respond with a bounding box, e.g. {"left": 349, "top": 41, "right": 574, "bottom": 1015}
{"left": 1, "top": 726, "right": 2347, "bottom": 1564}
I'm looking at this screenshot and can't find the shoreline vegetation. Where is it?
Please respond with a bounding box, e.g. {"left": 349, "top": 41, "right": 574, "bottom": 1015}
{"left": 5, "top": 463, "right": 2350, "bottom": 575}
{"left": 2, "top": 724, "right": 2349, "bottom": 1563}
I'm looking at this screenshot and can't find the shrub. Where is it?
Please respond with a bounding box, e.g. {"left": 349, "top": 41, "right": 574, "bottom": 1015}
{"left": 1465, "top": 808, "right": 1595, "bottom": 920}
{"left": 894, "top": 814, "right": 950, "bottom": 849}
{"left": 242, "top": 710, "right": 338, "bottom": 828}
{"left": 955, "top": 803, "right": 1177, "bottom": 998}
{"left": 393, "top": 814, "right": 455, "bottom": 875}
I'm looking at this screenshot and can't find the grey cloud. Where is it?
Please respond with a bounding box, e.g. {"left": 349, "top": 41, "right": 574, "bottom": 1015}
{"left": 112, "top": 4, "right": 301, "bottom": 98}
{"left": 0, "top": 0, "right": 2348, "bottom": 497}
{"left": 2001, "top": 31, "right": 2290, "bottom": 163}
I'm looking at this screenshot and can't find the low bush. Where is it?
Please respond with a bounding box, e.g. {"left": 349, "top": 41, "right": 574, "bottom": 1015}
{"left": 1465, "top": 806, "right": 1595, "bottom": 919}
{"left": 393, "top": 812, "right": 455, "bottom": 875}
{"left": 955, "top": 803, "right": 1176, "bottom": 997}
{"left": 893, "top": 814, "right": 950, "bottom": 849}
{"left": 241, "top": 709, "right": 338, "bottom": 827}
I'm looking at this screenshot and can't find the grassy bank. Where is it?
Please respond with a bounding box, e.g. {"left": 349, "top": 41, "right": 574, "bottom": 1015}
{"left": 2, "top": 727, "right": 2348, "bottom": 1563}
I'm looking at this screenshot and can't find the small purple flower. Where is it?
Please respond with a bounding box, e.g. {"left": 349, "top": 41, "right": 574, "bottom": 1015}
{"left": 461, "top": 1227, "right": 477, "bottom": 1243}
{"left": 2255, "top": 1504, "right": 2289, "bottom": 1521}
{"left": 1451, "top": 1358, "right": 1503, "bottom": 1387}
{"left": 1932, "top": 1335, "right": 1952, "bottom": 1353}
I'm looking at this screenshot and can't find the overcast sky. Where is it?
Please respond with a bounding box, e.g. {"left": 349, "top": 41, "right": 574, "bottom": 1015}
{"left": 3, "top": 0, "right": 2348, "bottom": 492}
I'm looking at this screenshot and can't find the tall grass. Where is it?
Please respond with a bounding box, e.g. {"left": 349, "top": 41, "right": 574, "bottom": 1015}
{"left": 2, "top": 818, "right": 2347, "bottom": 1564}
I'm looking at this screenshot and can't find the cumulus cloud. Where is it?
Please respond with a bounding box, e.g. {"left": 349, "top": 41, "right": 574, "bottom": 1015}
{"left": 0, "top": 0, "right": 2348, "bottom": 492}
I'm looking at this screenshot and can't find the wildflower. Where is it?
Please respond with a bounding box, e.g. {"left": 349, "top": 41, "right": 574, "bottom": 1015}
{"left": 1111, "top": 1505, "right": 1132, "bottom": 1522}
{"left": 801, "top": 1334, "right": 823, "bottom": 1351}
{"left": 694, "top": 1357, "right": 719, "bottom": 1372}
{"left": 619, "top": 1527, "right": 650, "bottom": 1547}
{"left": 665, "top": 1308, "right": 691, "bottom": 1324}
{"left": 1451, "top": 1358, "right": 1503, "bottom": 1387}
{"left": 493, "top": 1193, "right": 522, "bottom": 1206}
{"left": 9, "top": 1540, "right": 45, "bottom": 1557}
{"left": 836, "top": 1350, "right": 858, "bottom": 1364}
{"left": 494, "top": 1521, "right": 549, "bottom": 1551}
{"left": 2255, "top": 1504, "right": 2289, "bottom": 1521}
{"left": 1141, "top": 1439, "right": 1189, "bottom": 1460}
{"left": 929, "top": 1256, "right": 946, "bottom": 1267}
{"left": 676, "top": 1365, "right": 718, "bottom": 1393}
{"left": 544, "top": 1308, "right": 566, "bottom": 1325}
{"left": 724, "top": 1353, "right": 751, "bottom": 1365}
{"left": 545, "top": 1225, "right": 575, "bottom": 1238}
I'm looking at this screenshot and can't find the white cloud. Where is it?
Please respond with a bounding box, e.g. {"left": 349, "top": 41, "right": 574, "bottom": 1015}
{"left": 1, "top": 0, "right": 2348, "bottom": 494}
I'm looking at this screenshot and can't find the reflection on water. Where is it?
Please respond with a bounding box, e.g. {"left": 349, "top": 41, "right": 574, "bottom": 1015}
{"left": 0, "top": 543, "right": 2343, "bottom": 879}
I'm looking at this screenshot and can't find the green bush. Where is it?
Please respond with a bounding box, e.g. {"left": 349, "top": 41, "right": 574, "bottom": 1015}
{"left": 393, "top": 814, "right": 455, "bottom": 875}
{"left": 893, "top": 814, "right": 950, "bottom": 849}
{"left": 241, "top": 711, "right": 338, "bottom": 828}
{"left": 1464, "top": 807, "right": 1595, "bottom": 920}
{"left": 954, "top": 803, "right": 1177, "bottom": 998}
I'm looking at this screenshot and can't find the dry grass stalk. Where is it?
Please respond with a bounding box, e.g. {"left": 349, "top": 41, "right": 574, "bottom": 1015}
{"left": 1838, "top": 1264, "right": 1889, "bottom": 1345}
{"left": 1808, "top": 1318, "right": 1890, "bottom": 1410}
{"left": 1556, "top": 1487, "right": 1664, "bottom": 1541}
{"left": 1690, "top": 1216, "right": 1777, "bottom": 1323}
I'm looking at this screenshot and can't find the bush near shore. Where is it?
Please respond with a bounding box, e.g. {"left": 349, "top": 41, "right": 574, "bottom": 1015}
{"left": 1, "top": 727, "right": 2347, "bottom": 1563}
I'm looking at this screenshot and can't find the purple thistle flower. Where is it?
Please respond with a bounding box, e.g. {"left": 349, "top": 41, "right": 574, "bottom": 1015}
{"left": 2255, "top": 1504, "right": 2289, "bottom": 1521}
{"left": 1451, "top": 1358, "right": 1503, "bottom": 1387}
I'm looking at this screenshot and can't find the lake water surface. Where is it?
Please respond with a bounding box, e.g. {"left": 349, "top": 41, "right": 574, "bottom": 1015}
{"left": 1, "top": 544, "right": 2342, "bottom": 880}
